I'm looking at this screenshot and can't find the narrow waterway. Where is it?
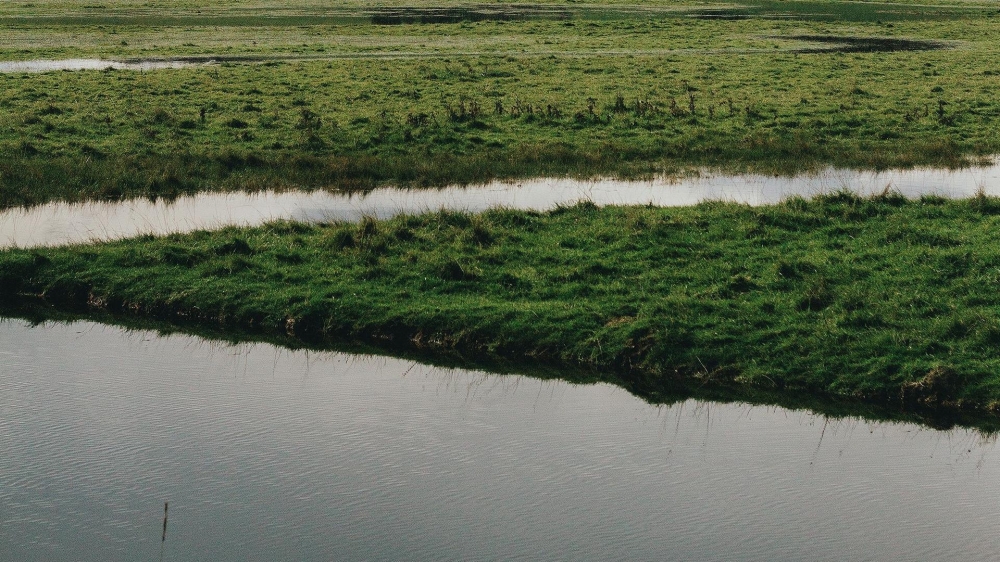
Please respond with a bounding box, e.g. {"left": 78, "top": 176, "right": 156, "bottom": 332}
{"left": 0, "top": 58, "right": 203, "bottom": 73}
{"left": 2, "top": 162, "right": 999, "bottom": 248}
{"left": 1, "top": 318, "right": 999, "bottom": 561}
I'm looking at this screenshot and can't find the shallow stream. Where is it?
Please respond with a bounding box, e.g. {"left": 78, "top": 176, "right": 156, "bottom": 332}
{"left": 1, "top": 318, "right": 999, "bottom": 561}
{"left": 2, "top": 162, "right": 999, "bottom": 248}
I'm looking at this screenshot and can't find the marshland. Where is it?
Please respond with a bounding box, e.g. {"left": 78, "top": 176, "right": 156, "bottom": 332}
{"left": 2, "top": 0, "right": 1000, "bottom": 208}
{"left": 5, "top": 0, "right": 1000, "bottom": 558}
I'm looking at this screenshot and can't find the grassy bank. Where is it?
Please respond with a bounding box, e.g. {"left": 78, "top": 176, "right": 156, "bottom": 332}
{"left": 6, "top": 193, "right": 1000, "bottom": 412}
{"left": 2, "top": 0, "right": 1000, "bottom": 207}
{"left": 6, "top": 305, "right": 996, "bottom": 431}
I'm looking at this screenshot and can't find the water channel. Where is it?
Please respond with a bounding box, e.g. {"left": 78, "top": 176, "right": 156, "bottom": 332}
{"left": 0, "top": 58, "right": 204, "bottom": 73}
{"left": 1, "top": 318, "right": 999, "bottom": 560}
{"left": 3, "top": 161, "right": 1000, "bottom": 248}
{"left": 4, "top": 162, "right": 1000, "bottom": 559}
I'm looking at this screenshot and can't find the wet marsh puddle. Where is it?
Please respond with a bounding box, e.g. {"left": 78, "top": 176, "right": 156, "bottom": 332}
{"left": 0, "top": 55, "right": 324, "bottom": 74}
{"left": 2, "top": 162, "right": 999, "bottom": 248}
{"left": 0, "top": 58, "right": 204, "bottom": 73}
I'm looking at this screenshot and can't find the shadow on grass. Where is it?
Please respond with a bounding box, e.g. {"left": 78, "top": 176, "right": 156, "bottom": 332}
{"left": 689, "top": 0, "right": 985, "bottom": 23}
{"left": 3, "top": 300, "right": 998, "bottom": 434}
{"left": 369, "top": 5, "right": 571, "bottom": 25}
{"left": 781, "top": 35, "right": 950, "bottom": 54}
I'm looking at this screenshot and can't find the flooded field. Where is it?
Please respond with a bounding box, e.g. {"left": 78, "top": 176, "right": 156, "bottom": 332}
{"left": 2, "top": 162, "right": 998, "bottom": 248}
{"left": 1, "top": 318, "right": 999, "bottom": 561}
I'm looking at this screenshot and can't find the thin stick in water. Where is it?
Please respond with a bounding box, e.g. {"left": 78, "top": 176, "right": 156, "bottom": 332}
{"left": 162, "top": 502, "right": 169, "bottom": 542}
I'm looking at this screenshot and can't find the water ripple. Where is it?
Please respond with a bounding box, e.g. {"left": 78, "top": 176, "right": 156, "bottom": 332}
{"left": 2, "top": 318, "right": 1000, "bottom": 561}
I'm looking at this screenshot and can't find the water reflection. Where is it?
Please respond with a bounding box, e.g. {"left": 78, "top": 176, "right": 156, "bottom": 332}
{"left": 1, "top": 318, "right": 1000, "bottom": 560}
{"left": 2, "top": 161, "right": 999, "bottom": 248}
{"left": 0, "top": 58, "right": 204, "bottom": 73}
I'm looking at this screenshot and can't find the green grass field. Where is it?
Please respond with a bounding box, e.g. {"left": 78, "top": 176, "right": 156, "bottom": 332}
{"left": 1, "top": 0, "right": 999, "bottom": 207}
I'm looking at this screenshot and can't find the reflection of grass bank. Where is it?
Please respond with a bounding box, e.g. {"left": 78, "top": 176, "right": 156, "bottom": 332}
{"left": 5, "top": 304, "right": 998, "bottom": 433}
{"left": 2, "top": 0, "right": 1000, "bottom": 207}
{"left": 7, "top": 193, "right": 1000, "bottom": 415}
{"left": 0, "top": 134, "right": 977, "bottom": 209}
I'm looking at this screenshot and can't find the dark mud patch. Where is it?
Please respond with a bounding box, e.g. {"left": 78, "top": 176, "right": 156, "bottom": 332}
{"left": 779, "top": 35, "right": 950, "bottom": 53}
{"left": 368, "top": 5, "right": 570, "bottom": 25}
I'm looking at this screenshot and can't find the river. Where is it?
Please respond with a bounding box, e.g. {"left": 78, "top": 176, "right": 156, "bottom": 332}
{"left": 1, "top": 318, "right": 998, "bottom": 561}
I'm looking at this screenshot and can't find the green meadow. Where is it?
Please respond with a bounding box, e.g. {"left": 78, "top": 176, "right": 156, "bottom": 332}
{"left": 1, "top": 0, "right": 999, "bottom": 207}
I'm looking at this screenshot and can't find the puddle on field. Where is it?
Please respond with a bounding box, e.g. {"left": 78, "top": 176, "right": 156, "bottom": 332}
{"left": 0, "top": 55, "right": 326, "bottom": 74}
{"left": 0, "top": 58, "right": 206, "bottom": 73}
{"left": 2, "top": 162, "right": 999, "bottom": 248}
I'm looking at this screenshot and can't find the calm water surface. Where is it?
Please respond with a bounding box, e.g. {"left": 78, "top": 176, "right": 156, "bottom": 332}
{"left": 0, "top": 59, "right": 203, "bottom": 73}
{"left": 2, "top": 161, "right": 1000, "bottom": 248}
{"left": 1, "top": 319, "right": 999, "bottom": 560}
